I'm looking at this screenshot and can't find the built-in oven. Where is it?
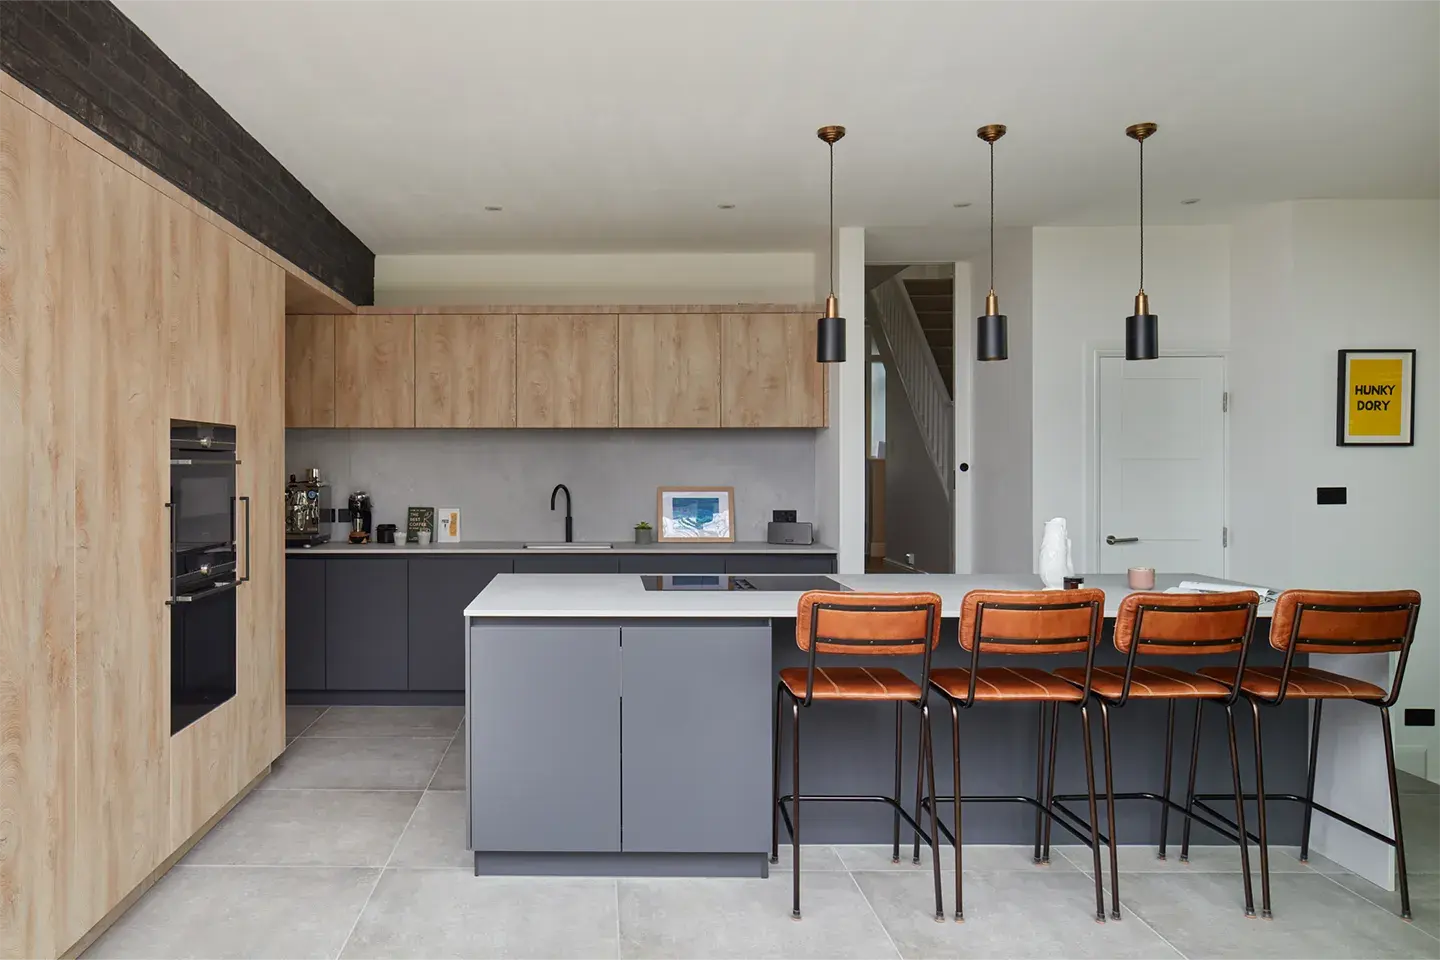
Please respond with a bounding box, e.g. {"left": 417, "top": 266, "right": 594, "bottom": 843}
{"left": 168, "top": 420, "right": 247, "bottom": 735}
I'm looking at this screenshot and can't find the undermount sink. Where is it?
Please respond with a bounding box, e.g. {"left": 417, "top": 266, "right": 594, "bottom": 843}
{"left": 522, "top": 542, "right": 614, "bottom": 550}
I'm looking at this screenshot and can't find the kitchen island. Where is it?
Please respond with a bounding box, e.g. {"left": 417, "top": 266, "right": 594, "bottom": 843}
{"left": 463, "top": 572, "right": 1332, "bottom": 879}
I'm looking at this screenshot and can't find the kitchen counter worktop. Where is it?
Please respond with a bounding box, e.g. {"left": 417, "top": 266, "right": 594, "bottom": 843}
{"left": 464, "top": 572, "right": 1276, "bottom": 619}
{"left": 286, "top": 539, "right": 836, "bottom": 556}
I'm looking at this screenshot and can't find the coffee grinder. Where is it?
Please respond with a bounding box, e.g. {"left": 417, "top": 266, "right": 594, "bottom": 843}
{"left": 347, "top": 491, "right": 373, "bottom": 544}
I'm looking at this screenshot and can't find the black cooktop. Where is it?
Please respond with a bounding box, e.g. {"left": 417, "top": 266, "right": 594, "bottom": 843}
{"left": 640, "top": 574, "right": 849, "bottom": 592}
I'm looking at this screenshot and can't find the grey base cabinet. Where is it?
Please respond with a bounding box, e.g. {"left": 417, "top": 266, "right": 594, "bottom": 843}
{"left": 620, "top": 622, "right": 771, "bottom": 852}
{"left": 285, "top": 559, "right": 326, "bottom": 690}
{"left": 325, "top": 558, "right": 408, "bottom": 690}
{"left": 724, "top": 555, "right": 835, "bottom": 574}
{"left": 470, "top": 624, "right": 621, "bottom": 852}
{"left": 409, "top": 557, "right": 512, "bottom": 691}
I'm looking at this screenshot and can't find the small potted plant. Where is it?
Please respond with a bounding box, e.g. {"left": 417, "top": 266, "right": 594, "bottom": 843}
{"left": 634, "top": 521, "right": 655, "bottom": 545}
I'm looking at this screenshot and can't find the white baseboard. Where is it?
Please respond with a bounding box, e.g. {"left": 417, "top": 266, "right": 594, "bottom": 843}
{"left": 1395, "top": 745, "right": 1428, "bottom": 780}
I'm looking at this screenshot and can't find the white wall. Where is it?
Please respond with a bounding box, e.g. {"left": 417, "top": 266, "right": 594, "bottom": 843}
{"left": 814, "top": 227, "right": 868, "bottom": 572}
{"left": 1030, "top": 225, "right": 1232, "bottom": 572}
{"left": 373, "top": 251, "right": 819, "bottom": 305}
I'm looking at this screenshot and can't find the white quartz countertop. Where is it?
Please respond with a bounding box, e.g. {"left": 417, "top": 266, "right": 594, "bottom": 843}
{"left": 464, "top": 572, "right": 1276, "bottom": 619}
{"left": 286, "top": 539, "right": 836, "bottom": 556}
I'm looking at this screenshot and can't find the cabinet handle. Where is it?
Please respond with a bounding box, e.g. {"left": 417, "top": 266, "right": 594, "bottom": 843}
{"left": 239, "top": 495, "right": 252, "bottom": 583}
{"left": 166, "top": 501, "right": 179, "bottom": 604}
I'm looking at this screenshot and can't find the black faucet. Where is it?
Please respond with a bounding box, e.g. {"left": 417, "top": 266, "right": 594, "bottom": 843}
{"left": 550, "top": 483, "right": 573, "bottom": 542}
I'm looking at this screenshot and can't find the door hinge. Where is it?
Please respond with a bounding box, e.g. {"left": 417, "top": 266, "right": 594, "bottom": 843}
{"left": 1222, "top": 392, "right": 1229, "bottom": 413}
{"left": 1223, "top": 526, "right": 1229, "bottom": 548}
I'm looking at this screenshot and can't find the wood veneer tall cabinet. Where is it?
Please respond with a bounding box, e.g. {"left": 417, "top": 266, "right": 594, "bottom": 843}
{"left": 720, "top": 312, "right": 827, "bottom": 427}
{"left": 336, "top": 314, "right": 416, "bottom": 427}
{"left": 415, "top": 314, "right": 517, "bottom": 427}
{"left": 1, "top": 86, "right": 286, "bottom": 959}
{"left": 619, "top": 313, "right": 722, "bottom": 428}
{"left": 284, "top": 314, "right": 336, "bottom": 427}
{"left": 517, "top": 313, "right": 619, "bottom": 427}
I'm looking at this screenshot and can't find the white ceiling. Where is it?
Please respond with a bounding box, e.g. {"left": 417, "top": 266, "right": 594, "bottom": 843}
{"left": 118, "top": 0, "right": 1439, "bottom": 262}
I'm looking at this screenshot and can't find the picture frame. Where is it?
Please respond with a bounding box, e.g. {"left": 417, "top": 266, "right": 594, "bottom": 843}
{"left": 1336, "top": 349, "right": 1416, "bottom": 446}
{"left": 656, "top": 486, "right": 736, "bottom": 542}
{"left": 435, "top": 507, "right": 462, "bottom": 542}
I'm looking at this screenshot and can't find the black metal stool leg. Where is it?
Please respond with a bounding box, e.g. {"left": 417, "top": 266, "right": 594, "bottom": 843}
{"left": 892, "top": 701, "right": 903, "bottom": 863}
{"left": 1041, "top": 697, "right": 1061, "bottom": 863}
{"left": 912, "top": 707, "right": 927, "bottom": 865}
{"left": 1299, "top": 701, "right": 1323, "bottom": 862}
{"left": 922, "top": 702, "right": 945, "bottom": 922}
{"left": 1099, "top": 699, "right": 1121, "bottom": 920}
{"left": 1033, "top": 701, "right": 1047, "bottom": 862}
{"left": 1225, "top": 702, "right": 1256, "bottom": 918}
{"left": 1248, "top": 698, "right": 1272, "bottom": 919}
{"left": 1158, "top": 699, "right": 1177, "bottom": 860}
{"left": 791, "top": 698, "right": 802, "bottom": 920}
{"left": 1381, "top": 706, "right": 1413, "bottom": 920}
{"left": 1180, "top": 699, "right": 1204, "bottom": 863}
{"left": 1079, "top": 702, "right": 1106, "bottom": 922}
{"left": 771, "top": 684, "right": 783, "bottom": 864}
{"left": 951, "top": 700, "right": 964, "bottom": 921}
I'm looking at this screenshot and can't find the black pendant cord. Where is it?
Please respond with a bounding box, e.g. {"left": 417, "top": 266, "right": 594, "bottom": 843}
{"left": 1138, "top": 137, "right": 1145, "bottom": 293}
{"left": 989, "top": 140, "right": 996, "bottom": 293}
{"left": 829, "top": 141, "right": 836, "bottom": 296}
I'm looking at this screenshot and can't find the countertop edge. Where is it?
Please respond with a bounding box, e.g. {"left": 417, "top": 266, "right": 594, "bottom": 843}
{"left": 285, "top": 540, "right": 837, "bottom": 556}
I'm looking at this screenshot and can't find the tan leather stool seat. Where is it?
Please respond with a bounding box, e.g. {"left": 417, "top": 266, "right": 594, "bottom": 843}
{"left": 778, "top": 666, "right": 921, "bottom": 701}
{"left": 931, "top": 666, "right": 1084, "bottom": 702}
{"left": 1197, "top": 664, "right": 1387, "bottom": 701}
{"left": 1057, "top": 664, "right": 1231, "bottom": 699}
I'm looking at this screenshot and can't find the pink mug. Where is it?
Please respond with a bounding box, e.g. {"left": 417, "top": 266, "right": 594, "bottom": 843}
{"left": 1128, "top": 567, "right": 1156, "bottom": 590}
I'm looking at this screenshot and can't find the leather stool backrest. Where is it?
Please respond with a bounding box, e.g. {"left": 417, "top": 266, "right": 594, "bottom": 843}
{"left": 959, "top": 589, "right": 1105, "bottom": 654}
{"left": 1270, "top": 590, "right": 1421, "bottom": 655}
{"left": 796, "top": 591, "right": 942, "bottom": 657}
{"left": 1114, "top": 591, "right": 1259, "bottom": 656}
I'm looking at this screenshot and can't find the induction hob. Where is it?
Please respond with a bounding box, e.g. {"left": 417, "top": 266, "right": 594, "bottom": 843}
{"left": 639, "top": 574, "right": 849, "bottom": 592}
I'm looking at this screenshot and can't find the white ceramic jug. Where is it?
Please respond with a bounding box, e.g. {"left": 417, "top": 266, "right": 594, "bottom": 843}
{"left": 1039, "top": 517, "right": 1074, "bottom": 590}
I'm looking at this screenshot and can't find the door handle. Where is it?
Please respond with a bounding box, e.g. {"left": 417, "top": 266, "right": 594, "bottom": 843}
{"left": 1106, "top": 535, "right": 1140, "bottom": 545}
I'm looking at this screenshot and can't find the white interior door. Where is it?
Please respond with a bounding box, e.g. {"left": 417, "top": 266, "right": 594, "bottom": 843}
{"left": 1098, "top": 356, "right": 1226, "bottom": 576}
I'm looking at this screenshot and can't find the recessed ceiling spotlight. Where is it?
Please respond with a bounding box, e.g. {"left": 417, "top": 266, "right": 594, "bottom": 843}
{"left": 484, "top": 205, "right": 503, "bottom": 212}
{"left": 953, "top": 201, "right": 973, "bottom": 208}
{"left": 717, "top": 203, "right": 736, "bottom": 209}
{"left": 1180, "top": 198, "right": 1201, "bottom": 205}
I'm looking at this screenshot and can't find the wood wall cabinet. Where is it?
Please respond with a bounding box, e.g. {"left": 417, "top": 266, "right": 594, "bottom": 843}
{"left": 618, "top": 313, "right": 721, "bottom": 428}
{"left": 415, "top": 314, "right": 516, "bottom": 427}
{"left": 336, "top": 314, "right": 416, "bottom": 428}
{"left": 284, "top": 315, "right": 336, "bottom": 427}
{"left": 720, "top": 313, "right": 826, "bottom": 427}
{"left": 517, "top": 314, "right": 618, "bottom": 428}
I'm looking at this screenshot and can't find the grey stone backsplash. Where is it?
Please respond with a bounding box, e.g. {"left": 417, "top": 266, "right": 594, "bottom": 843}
{"left": 285, "top": 429, "right": 818, "bottom": 542}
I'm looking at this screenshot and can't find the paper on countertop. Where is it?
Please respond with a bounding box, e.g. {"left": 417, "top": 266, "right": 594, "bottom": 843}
{"left": 1166, "top": 580, "right": 1280, "bottom": 603}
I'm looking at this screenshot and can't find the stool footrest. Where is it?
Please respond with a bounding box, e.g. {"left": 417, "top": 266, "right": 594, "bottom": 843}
{"left": 777, "top": 794, "right": 939, "bottom": 847}
{"left": 1191, "top": 792, "right": 1400, "bottom": 847}
{"left": 921, "top": 793, "right": 1104, "bottom": 849}
{"left": 1051, "top": 791, "right": 1241, "bottom": 845}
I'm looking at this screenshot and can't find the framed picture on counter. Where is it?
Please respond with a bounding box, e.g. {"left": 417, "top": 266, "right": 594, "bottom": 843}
{"left": 657, "top": 486, "right": 735, "bottom": 542}
{"left": 435, "top": 507, "right": 462, "bottom": 542}
{"left": 1337, "top": 349, "right": 1415, "bottom": 446}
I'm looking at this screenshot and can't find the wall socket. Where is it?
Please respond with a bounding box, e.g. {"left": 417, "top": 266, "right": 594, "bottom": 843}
{"left": 1404, "top": 708, "right": 1436, "bottom": 727}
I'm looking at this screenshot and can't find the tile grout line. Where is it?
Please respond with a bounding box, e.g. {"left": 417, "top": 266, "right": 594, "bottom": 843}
{"left": 614, "top": 878, "right": 622, "bottom": 960}
{"left": 421, "top": 725, "right": 462, "bottom": 794}
{"left": 1308, "top": 869, "right": 1440, "bottom": 944}
{"left": 845, "top": 869, "right": 904, "bottom": 960}
{"left": 333, "top": 768, "right": 429, "bottom": 960}
{"left": 290, "top": 704, "right": 330, "bottom": 739}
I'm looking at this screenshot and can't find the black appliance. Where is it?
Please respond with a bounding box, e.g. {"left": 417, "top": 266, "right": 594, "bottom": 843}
{"left": 168, "top": 420, "right": 244, "bottom": 735}
{"left": 640, "top": 575, "right": 848, "bottom": 592}
{"left": 348, "top": 491, "right": 373, "bottom": 543}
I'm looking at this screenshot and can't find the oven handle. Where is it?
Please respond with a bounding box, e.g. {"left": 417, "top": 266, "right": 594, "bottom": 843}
{"left": 168, "top": 580, "right": 238, "bottom": 604}
{"left": 165, "top": 501, "right": 179, "bottom": 605}
{"left": 171, "top": 457, "right": 241, "bottom": 466}
{"left": 239, "top": 495, "right": 252, "bottom": 583}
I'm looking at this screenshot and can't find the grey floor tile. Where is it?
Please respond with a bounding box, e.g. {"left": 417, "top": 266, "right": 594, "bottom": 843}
{"left": 286, "top": 705, "right": 327, "bottom": 737}
{"left": 1055, "top": 842, "right": 1318, "bottom": 876}
{"left": 1323, "top": 868, "right": 1440, "bottom": 940}
{"left": 620, "top": 872, "right": 899, "bottom": 959}
{"left": 183, "top": 789, "right": 421, "bottom": 866}
{"left": 390, "top": 791, "right": 470, "bottom": 869}
{"left": 1400, "top": 796, "right": 1439, "bottom": 874}
{"left": 305, "top": 705, "right": 464, "bottom": 738}
{"left": 265, "top": 736, "right": 450, "bottom": 790}
{"left": 340, "top": 869, "right": 618, "bottom": 959}
{"left": 838, "top": 843, "right": 1075, "bottom": 873}
{"left": 1118, "top": 871, "right": 1439, "bottom": 958}
{"left": 851, "top": 868, "right": 1177, "bottom": 959}
{"left": 83, "top": 865, "right": 378, "bottom": 959}
{"left": 770, "top": 842, "right": 848, "bottom": 872}
{"left": 428, "top": 735, "right": 466, "bottom": 790}
{"left": 1399, "top": 771, "right": 1439, "bottom": 795}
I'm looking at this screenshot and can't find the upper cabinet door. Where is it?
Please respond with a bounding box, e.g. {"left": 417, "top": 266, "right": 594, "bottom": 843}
{"left": 720, "top": 313, "right": 827, "bottom": 427}
{"left": 415, "top": 314, "right": 517, "bottom": 428}
{"left": 284, "top": 315, "right": 336, "bottom": 428}
{"left": 517, "top": 314, "right": 618, "bottom": 428}
{"left": 335, "top": 315, "right": 415, "bottom": 428}
{"left": 619, "top": 313, "right": 721, "bottom": 428}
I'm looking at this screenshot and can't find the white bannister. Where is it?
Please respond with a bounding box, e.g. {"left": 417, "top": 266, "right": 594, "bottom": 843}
{"left": 868, "top": 277, "right": 953, "bottom": 494}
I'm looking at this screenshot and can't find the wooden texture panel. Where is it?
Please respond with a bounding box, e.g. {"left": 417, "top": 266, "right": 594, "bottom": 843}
{"left": 516, "top": 314, "right": 617, "bottom": 428}
{"left": 414, "top": 314, "right": 516, "bottom": 428}
{"left": 72, "top": 135, "right": 171, "bottom": 940}
{"left": 619, "top": 313, "right": 721, "bottom": 428}
{"left": 336, "top": 314, "right": 415, "bottom": 427}
{"left": 284, "top": 315, "right": 336, "bottom": 428}
{"left": 166, "top": 212, "right": 236, "bottom": 424}
{"left": 0, "top": 92, "right": 80, "bottom": 960}
{"left": 720, "top": 313, "right": 826, "bottom": 427}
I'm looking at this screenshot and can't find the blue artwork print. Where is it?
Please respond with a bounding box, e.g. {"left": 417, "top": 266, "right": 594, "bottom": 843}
{"left": 672, "top": 496, "right": 719, "bottom": 532}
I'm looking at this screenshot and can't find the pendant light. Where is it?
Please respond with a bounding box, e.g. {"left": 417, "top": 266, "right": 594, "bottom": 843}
{"left": 976, "top": 123, "right": 1008, "bottom": 361}
{"left": 816, "top": 125, "right": 846, "bottom": 363}
{"left": 1125, "top": 122, "right": 1159, "bottom": 360}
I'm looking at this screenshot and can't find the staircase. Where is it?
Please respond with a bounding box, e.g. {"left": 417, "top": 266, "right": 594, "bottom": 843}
{"left": 900, "top": 277, "right": 954, "bottom": 397}
{"left": 867, "top": 276, "right": 954, "bottom": 495}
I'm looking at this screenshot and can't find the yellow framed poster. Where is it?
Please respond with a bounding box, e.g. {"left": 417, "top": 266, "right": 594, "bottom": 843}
{"left": 1337, "top": 349, "right": 1415, "bottom": 446}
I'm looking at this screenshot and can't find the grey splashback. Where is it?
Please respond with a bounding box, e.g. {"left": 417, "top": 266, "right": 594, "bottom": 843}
{"left": 285, "top": 429, "right": 817, "bottom": 542}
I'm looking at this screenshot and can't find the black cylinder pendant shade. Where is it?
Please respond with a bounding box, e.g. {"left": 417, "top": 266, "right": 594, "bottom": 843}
{"left": 977, "top": 312, "right": 1008, "bottom": 361}
{"left": 817, "top": 314, "right": 846, "bottom": 363}
{"left": 1126, "top": 311, "right": 1159, "bottom": 361}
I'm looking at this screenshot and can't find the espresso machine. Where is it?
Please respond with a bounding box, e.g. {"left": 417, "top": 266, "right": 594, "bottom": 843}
{"left": 285, "top": 468, "right": 331, "bottom": 547}
{"left": 347, "top": 491, "right": 373, "bottom": 544}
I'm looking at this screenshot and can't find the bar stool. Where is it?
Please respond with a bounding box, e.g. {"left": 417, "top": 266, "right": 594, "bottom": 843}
{"left": 919, "top": 588, "right": 1110, "bottom": 923}
{"left": 1050, "top": 590, "right": 1262, "bottom": 919}
{"left": 772, "top": 590, "right": 945, "bottom": 921}
{"left": 1193, "top": 589, "right": 1421, "bottom": 920}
